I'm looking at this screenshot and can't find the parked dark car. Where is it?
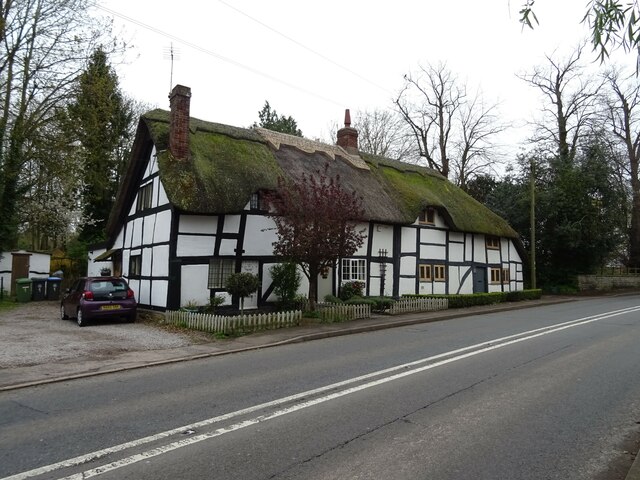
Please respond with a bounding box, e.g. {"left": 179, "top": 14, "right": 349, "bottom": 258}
{"left": 61, "top": 277, "right": 137, "bottom": 327}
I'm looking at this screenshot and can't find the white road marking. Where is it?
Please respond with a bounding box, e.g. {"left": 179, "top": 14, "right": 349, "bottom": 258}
{"left": 4, "top": 305, "right": 640, "bottom": 480}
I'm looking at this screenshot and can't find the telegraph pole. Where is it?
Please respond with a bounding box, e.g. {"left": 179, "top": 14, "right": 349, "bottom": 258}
{"left": 530, "top": 158, "right": 537, "bottom": 289}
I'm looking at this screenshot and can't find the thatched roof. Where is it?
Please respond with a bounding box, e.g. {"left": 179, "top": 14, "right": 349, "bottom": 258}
{"left": 109, "top": 109, "right": 519, "bottom": 241}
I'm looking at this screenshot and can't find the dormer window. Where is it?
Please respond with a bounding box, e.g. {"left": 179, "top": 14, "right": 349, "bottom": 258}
{"left": 419, "top": 208, "right": 435, "bottom": 225}
{"left": 250, "top": 191, "right": 269, "bottom": 211}
{"left": 250, "top": 193, "right": 260, "bottom": 210}
{"left": 486, "top": 236, "right": 500, "bottom": 249}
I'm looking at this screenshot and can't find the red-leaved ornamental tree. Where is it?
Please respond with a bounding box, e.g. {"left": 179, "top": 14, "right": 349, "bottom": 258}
{"left": 267, "top": 163, "right": 366, "bottom": 310}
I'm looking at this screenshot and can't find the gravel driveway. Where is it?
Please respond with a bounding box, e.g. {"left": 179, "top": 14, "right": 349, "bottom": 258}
{"left": 0, "top": 301, "right": 203, "bottom": 368}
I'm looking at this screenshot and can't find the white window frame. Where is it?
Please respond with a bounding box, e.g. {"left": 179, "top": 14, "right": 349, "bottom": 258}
{"left": 341, "top": 258, "right": 366, "bottom": 282}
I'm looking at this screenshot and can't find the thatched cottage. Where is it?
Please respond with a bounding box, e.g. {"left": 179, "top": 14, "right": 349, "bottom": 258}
{"left": 91, "top": 85, "right": 524, "bottom": 311}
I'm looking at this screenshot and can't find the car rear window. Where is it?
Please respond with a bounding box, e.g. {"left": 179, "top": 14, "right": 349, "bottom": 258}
{"left": 89, "top": 280, "right": 129, "bottom": 300}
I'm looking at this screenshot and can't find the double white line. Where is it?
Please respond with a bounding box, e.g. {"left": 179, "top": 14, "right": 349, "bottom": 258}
{"left": 5, "top": 305, "right": 640, "bottom": 480}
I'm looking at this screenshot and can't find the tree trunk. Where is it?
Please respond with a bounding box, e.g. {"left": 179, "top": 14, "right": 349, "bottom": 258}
{"left": 308, "top": 264, "right": 318, "bottom": 311}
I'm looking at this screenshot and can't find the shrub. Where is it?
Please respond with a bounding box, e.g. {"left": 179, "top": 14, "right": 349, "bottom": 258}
{"left": 270, "top": 262, "right": 301, "bottom": 310}
{"left": 344, "top": 296, "right": 377, "bottom": 307}
{"left": 323, "top": 294, "right": 343, "bottom": 303}
{"left": 225, "top": 272, "right": 260, "bottom": 314}
{"left": 506, "top": 289, "right": 542, "bottom": 301}
{"left": 366, "top": 296, "right": 396, "bottom": 311}
{"left": 203, "top": 294, "right": 225, "bottom": 313}
{"left": 339, "top": 281, "right": 365, "bottom": 301}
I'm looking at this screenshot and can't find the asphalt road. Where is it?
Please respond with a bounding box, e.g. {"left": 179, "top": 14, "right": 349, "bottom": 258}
{"left": 1, "top": 296, "right": 640, "bottom": 479}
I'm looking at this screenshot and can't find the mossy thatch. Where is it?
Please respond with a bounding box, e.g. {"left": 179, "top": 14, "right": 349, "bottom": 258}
{"left": 143, "top": 110, "right": 282, "bottom": 213}
{"left": 361, "top": 153, "right": 518, "bottom": 238}
{"left": 137, "top": 110, "right": 517, "bottom": 238}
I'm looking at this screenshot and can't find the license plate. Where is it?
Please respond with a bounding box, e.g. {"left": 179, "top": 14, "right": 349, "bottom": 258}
{"left": 100, "top": 305, "right": 121, "bottom": 311}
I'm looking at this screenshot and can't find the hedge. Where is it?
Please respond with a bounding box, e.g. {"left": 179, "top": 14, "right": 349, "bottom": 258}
{"left": 403, "top": 289, "right": 542, "bottom": 308}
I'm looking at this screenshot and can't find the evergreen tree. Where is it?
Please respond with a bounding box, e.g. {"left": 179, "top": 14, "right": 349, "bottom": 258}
{"left": 253, "top": 101, "right": 302, "bottom": 137}
{"left": 65, "top": 48, "right": 133, "bottom": 244}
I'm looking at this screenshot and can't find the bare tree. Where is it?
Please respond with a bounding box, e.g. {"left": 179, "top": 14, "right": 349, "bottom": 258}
{"left": 454, "top": 91, "right": 507, "bottom": 190}
{"left": 518, "top": 45, "right": 603, "bottom": 164}
{"left": 352, "top": 108, "right": 413, "bottom": 161}
{"left": 394, "top": 63, "right": 462, "bottom": 178}
{"left": 0, "top": 0, "right": 121, "bottom": 251}
{"left": 602, "top": 67, "right": 640, "bottom": 266}
{"left": 394, "top": 63, "right": 505, "bottom": 186}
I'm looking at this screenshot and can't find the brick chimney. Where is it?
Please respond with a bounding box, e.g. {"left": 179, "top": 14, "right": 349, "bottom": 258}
{"left": 169, "top": 85, "right": 191, "bottom": 161}
{"left": 336, "top": 109, "right": 358, "bottom": 153}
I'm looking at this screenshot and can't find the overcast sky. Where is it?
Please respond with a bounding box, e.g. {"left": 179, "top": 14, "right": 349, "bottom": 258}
{"left": 95, "top": 0, "right": 637, "bottom": 158}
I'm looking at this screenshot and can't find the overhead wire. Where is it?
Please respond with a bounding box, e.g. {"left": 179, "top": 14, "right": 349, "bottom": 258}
{"left": 94, "top": 5, "right": 348, "bottom": 108}
{"left": 217, "top": 0, "right": 392, "bottom": 95}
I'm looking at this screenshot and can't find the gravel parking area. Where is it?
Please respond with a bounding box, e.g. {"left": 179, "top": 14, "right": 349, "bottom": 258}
{"left": 0, "top": 301, "right": 203, "bottom": 368}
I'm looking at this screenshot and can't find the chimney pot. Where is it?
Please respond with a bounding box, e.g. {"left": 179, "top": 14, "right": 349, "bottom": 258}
{"left": 336, "top": 108, "right": 358, "bottom": 153}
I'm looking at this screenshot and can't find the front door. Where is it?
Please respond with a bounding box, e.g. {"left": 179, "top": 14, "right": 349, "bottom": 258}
{"left": 473, "top": 266, "right": 487, "bottom": 293}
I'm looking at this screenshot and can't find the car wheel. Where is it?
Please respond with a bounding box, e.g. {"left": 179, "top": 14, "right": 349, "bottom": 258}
{"left": 126, "top": 313, "right": 136, "bottom": 323}
{"left": 77, "top": 309, "right": 86, "bottom": 327}
{"left": 60, "top": 304, "right": 68, "bottom": 320}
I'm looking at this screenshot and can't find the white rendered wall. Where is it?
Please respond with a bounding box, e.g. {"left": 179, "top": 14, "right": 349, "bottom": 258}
{"left": 180, "top": 264, "right": 210, "bottom": 307}
{"left": 244, "top": 216, "right": 278, "bottom": 256}
{"left": 154, "top": 210, "right": 172, "bottom": 243}
{"left": 180, "top": 215, "right": 217, "bottom": 234}
{"left": 29, "top": 253, "right": 51, "bottom": 276}
{"left": 371, "top": 224, "right": 393, "bottom": 257}
{"left": 418, "top": 280, "right": 432, "bottom": 295}
{"left": 473, "top": 235, "right": 487, "bottom": 263}
{"left": 400, "top": 256, "right": 417, "bottom": 276}
{"left": 153, "top": 245, "right": 170, "bottom": 277}
{"left": 401, "top": 227, "right": 416, "bottom": 253}
{"left": 219, "top": 239, "right": 238, "bottom": 256}
{"left": 399, "top": 277, "right": 416, "bottom": 295}
{"left": 465, "top": 234, "right": 474, "bottom": 262}
{"left": 158, "top": 179, "right": 170, "bottom": 206}
{"left": 177, "top": 235, "right": 215, "bottom": 257}
{"left": 150, "top": 280, "right": 168, "bottom": 308}
{"left": 353, "top": 222, "right": 369, "bottom": 256}
{"left": 87, "top": 248, "right": 109, "bottom": 277}
{"left": 487, "top": 248, "right": 501, "bottom": 264}
{"left": 223, "top": 215, "right": 241, "bottom": 234}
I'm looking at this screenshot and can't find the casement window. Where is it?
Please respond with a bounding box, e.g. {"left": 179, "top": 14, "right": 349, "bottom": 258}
{"left": 419, "top": 264, "right": 432, "bottom": 282}
{"left": 136, "top": 182, "right": 153, "bottom": 212}
{"left": 433, "top": 264, "right": 446, "bottom": 281}
{"left": 490, "top": 267, "right": 501, "bottom": 284}
{"left": 486, "top": 236, "right": 500, "bottom": 249}
{"left": 129, "top": 255, "right": 142, "bottom": 277}
{"left": 342, "top": 258, "right": 366, "bottom": 282}
{"left": 250, "top": 192, "right": 266, "bottom": 211}
{"left": 502, "top": 268, "right": 510, "bottom": 283}
{"left": 250, "top": 193, "right": 260, "bottom": 210}
{"left": 208, "top": 259, "right": 235, "bottom": 289}
{"left": 419, "top": 208, "right": 435, "bottom": 225}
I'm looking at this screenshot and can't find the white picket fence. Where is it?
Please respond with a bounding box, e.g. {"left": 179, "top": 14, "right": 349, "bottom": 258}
{"left": 316, "top": 302, "right": 371, "bottom": 322}
{"left": 164, "top": 309, "right": 302, "bottom": 335}
{"left": 388, "top": 297, "right": 448, "bottom": 315}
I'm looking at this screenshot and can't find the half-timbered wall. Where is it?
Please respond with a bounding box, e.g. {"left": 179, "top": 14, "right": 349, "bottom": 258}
{"left": 108, "top": 149, "right": 523, "bottom": 311}
{"left": 113, "top": 147, "right": 172, "bottom": 310}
